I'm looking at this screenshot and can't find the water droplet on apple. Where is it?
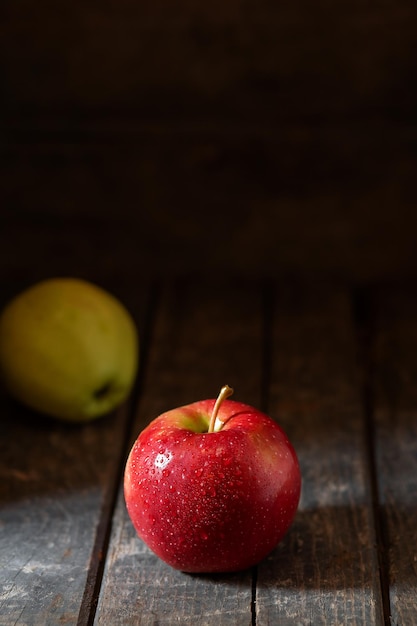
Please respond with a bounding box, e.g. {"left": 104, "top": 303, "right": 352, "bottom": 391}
{"left": 200, "top": 530, "right": 209, "bottom": 540}
{"left": 155, "top": 451, "right": 173, "bottom": 470}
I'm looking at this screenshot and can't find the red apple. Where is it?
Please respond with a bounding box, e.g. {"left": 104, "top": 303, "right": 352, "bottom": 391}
{"left": 124, "top": 386, "right": 301, "bottom": 573}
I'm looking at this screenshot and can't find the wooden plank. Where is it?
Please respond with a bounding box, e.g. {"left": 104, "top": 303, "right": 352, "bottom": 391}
{"left": 373, "top": 287, "right": 417, "bottom": 625}
{"left": 0, "top": 277, "right": 151, "bottom": 626}
{"left": 256, "top": 285, "right": 384, "bottom": 624}
{"left": 3, "top": 1, "right": 417, "bottom": 124}
{"left": 3, "top": 130, "right": 417, "bottom": 286}
{"left": 94, "top": 279, "right": 264, "bottom": 625}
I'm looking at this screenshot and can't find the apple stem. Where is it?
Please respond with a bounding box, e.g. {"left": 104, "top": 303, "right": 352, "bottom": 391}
{"left": 208, "top": 385, "right": 234, "bottom": 433}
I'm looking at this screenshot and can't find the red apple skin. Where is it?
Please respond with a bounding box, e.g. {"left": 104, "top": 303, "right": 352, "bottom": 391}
{"left": 124, "top": 398, "right": 301, "bottom": 573}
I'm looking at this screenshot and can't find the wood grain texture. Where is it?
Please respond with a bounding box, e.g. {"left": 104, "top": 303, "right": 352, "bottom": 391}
{"left": 256, "top": 285, "right": 383, "bottom": 624}
{"left": 94, "top": 280, "right": 264, "bottom": 625}
{"left": 0, "top": 278, "right": 150, "bottom": 626}
{"left": 0, "top": 405, "right": 129, "bottom": 626}
{"left": 3, "top": 0, "right": 417, "bottom": 124}
{"left": 1, "top": 270, "right": 417, "bottom": 624}
{"left": 3, "top": 1, "right": 417, "bottom": 286}
{"left": 2, "top": 129, "right": 417, "bottom": 285}
{"left": 373, "top": 288, "right": 417, "bottom": 625}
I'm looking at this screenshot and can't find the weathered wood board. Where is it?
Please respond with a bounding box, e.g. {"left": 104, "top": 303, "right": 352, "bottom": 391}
{"left": 0, "top": 279, "right": 151, "bottom": 626}
{"left": 373, "top": 288, "right": 417, "bottom": 626}
{"left": 255, "top": 285, "right": 383, "bottom": 625}
{"left": 2, "top": 276, "right": 416, "bottom": 625}
{"left": 95, "top": 281, "right": 264, "bottom": 625}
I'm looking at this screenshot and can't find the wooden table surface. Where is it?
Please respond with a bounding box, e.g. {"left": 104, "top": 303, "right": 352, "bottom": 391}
{"left": 2, "top": 0, "right": 417, "bottom": 621}
{"left": 1, "top": 277, "right": 416, "bottom": 625}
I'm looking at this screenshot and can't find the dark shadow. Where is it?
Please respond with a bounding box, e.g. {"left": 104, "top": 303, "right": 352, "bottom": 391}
{"left": 0, "top": 391, "right": 129, "bottom": 506}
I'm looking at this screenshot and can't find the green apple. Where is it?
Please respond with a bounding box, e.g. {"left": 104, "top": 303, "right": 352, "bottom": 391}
{"left": 0, "top": 277, "right": 139, "bottom": 422}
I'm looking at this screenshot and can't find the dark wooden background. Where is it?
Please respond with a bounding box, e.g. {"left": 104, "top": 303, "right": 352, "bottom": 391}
{"left": 2, "top": 0, "right": 417, "bottom": 286}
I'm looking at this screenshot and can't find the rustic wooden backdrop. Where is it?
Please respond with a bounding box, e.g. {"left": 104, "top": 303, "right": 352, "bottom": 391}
{"left": 2, "top": 0, "right": 417, "bottom": 284}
